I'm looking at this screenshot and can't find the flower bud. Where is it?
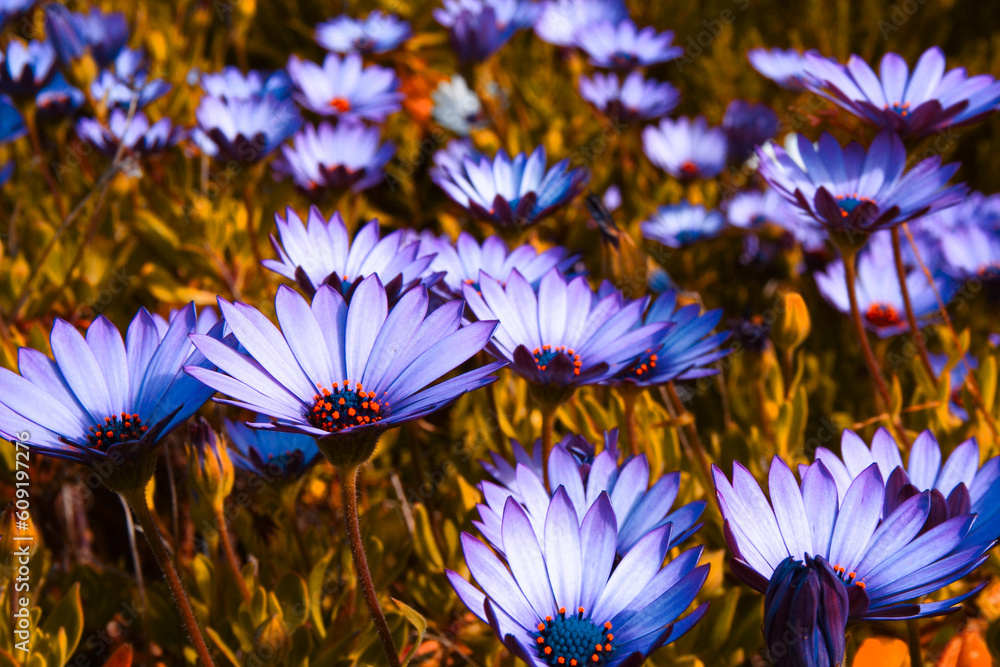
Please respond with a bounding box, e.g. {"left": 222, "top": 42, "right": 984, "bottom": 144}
{"left": 774, "top": 292, "right": 811, "bottom": 352}
{"left": 187, "top": 418, "right": 234, "bottom": 511}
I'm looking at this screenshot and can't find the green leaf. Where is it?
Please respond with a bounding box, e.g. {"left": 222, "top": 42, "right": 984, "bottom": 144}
{"left": 412, "top": 504, "right": 444, "bottom": 573}
{"left": 308, "top": 550, "right": 336, "bottom": 639}
{"left": 0, "top": 647, "right": 19, "bottom": 667}
{"left": 391, "top": 598, "right": 427, "bottom": 667}
{"left": 205, "top": 628, "right": 241, "bottom": 667}
{"left": 275, "top": 572, "right": 310, "bottom": 630}
{"left": 38, "top": 583, "right": 82, "bottom": 659}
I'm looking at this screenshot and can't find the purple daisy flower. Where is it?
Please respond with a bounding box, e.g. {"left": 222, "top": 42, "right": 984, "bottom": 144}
{"left": 940, "top": 225, "right": 1000, "bottom": 281}
{"left": 477, "top": 429, "right": 707, "bottom": 556}
{"left": 185, "top": 278, "right": 504, "bottom": 450}
{"left": 714, "top": 456, "right": 993, "bottom": 627}
{"left": 913, "top": 191, "right": 1000, "bottom": 240}
{"left": 91, "top": 48, "right": 172, "bottom": 109}
{"left": 578, "top": 71, "right": 680, "bottom": 123}
{"left": 814, "top": 232, "right": 957, "bottom": 338}
{"left": 315, "top": 11, "right": 412, "bottom": 54}
{"left": 434, "top": 0, "right": 540, "bottom": 63}
{"left": 758, "top": 130, "right": 966, "bottom": 244}
{"left": 813, "top": 427, "right": 1000, "bottom": 547}
{"left": 35, "top": 72, "right": 85, "bottom": 119}
{"left": 607, "top": 290, "right": 729, "bottom": 386}
{"left": 462, "top": 268, "right": 669, "bottom": 389}
{"left": 263, "top": 207, "right": 440, "bottom": 300}
{"left": 533, "top": 0, "right": 628, "bottom": 47}
{"left": 0, "top": 94, "right": 26, "bottom": 143}
{"left": 725, "top": 188, "right": 793, "bottom": 229}
{"left": 0, "top": 0, "right": 35, "bottom": 29}
{"left": 747, "top": 47, "right": 822, "bottom": 90}
{"left": 722, "top": 99, "right": 778, "bottom": 164}
{"left": 200, "top": 66, "right": 292, "bottom": 101}
{"left": 0, "top": 304, "right": 223, "bottom": 467}
{"left": 420, "top": 231, "right": 579, "bottom": 297}
{"left": 642, "top": 116, "right": 728, "bottom": 180}
{"left": 80, "top": 8, "right": 129, "bottom": 68}
{"left": 272, "top": 120, "right": 395, "bottom": 194}
{"left": 448, "top": 491, "right": 709, "bottom": 667}
{"left": 803, "top": 47, "right": 1000, "bottom": 138}
{"left": 640, "top": 202, "right": 726, "bottom": 248}
{"left": 225, "top": 416, "right": 320, "bottom": 479}
{"left": 0, "top": 40, "right": 56, "bottom": 97}
{"left": 44, "top": 4, "right": 88, "bottom": 64}
{"left": 76, "top": 108, "right": 186, "bottom": 157}
{"left": 193, "top": 93, "right": 301, "bottom": 163}
{"left": 287, "top": 53, "right": 402, "bottom": 122}
{"left": 574, "top": 19, "right": 683, "bottom": 69}
{"left": 431, "top": 145, "right": 588, "bottom": 228}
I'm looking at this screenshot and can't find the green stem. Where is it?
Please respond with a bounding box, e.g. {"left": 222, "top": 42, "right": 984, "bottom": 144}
{"left": 622, "top": 390, "right": 640, "bottom": 457}
{"left": 666, "top": 383, "right": 714, "bottom": 495}
{"left": 540, "top": 405, "right": 557, "bottom": 491}
{"left": 907, "top": 619, "right": 922, "bottom": 667}
{"left": 120, "top": 489, "right": 216, "bottom": 666}
{"left": 891, "top": 227, "right": 935, "bottom": 380}
{"left": 213, "top": 504, "right": 252, "bottom": 606}
{"left": 338, "top": 466, "right": 401, "bottom": 667}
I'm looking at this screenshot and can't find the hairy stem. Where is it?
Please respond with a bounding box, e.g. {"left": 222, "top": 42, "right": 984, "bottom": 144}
{"left": 891, "top": 227, "right": 935, "bottom": 379}
{"left": 540, "top": 405, "right": 557, "bottom": 490}
{"left": 214, "top": 504, "right": 252, "bottom": 605}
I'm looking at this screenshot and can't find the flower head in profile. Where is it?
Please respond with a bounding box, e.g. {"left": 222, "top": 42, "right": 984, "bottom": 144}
{"left": 0, "top": 94, "right": 25, "bottom": 143}
{"left": 463, "top": 269, "right": 668, "bottom": 392}
{"left": 263, "top": 207, "right": 440, "bottom": 300}
{"left": 35, "top": 73, "right": 85, "bottom": 119}
{"left": 225, "top": 416, "right": 320, "bottom": 479}
{"left": 420, "top": 231, "right": 578, "bottom": 297}
{"left": 477, "top": 430, "right": 706, "bottom": 556}
{"left": 199, "top": 66, "right": 292, "bottom": 101}
{"left": 940, "top": 225, "right": 1000, "bottom": 281}
{"left": 0, "top": 0, "right": 35, "bottom": 30}
{"left": 641, "top": 202, "right": 726, "bottom": 248}
{"left": 315, "top": 11, "right": 411, "bottom": 54}
{"left": 431, "top": 146, "right": 588, "bottom": 228}
{"left": 272, "top": 120, "right": 395, "bottom": 194}
{"left": 287, "top": 53, "right": 402, "bottom": 121}
{"left": 448, "top": 491, "right": 709, "bottom": 666}
{"left": 714, "top": 456, "right": 993, "bottom": 625}
{"left": 575, "top": 20, "right": 683, "bottom": 69}
{"left": 578, "top": 72, "right": 680, "bottom": 123}
{"left": 642, "top": 116, "right": 728, "bottom": 180}
{"left": 80, "top": 8, "right": 129, "bottom": 67}
{"left": 434, "top": 0, "right": 540, "bottom": 63}
{"left": 193, "top": 93, "right": 301, "bottom": 163}
{"left": 43, "top": 3, "right": 87, "bottom": 63}
{"left": 722, "top": 99, "right": 778, "bottom": 164}
{"left": 803, "top": 47, "right": 1000, "bottom": 138}
{"left": 77, "top": 108, "right": 186, "bottom": 156}
{"left": 0, "top": 40, "right": 55, "bottom": 97}
{"left": 432, "top": 74, "right": 486, "bottom": 135}
{"left": 0, "top": 305, "right": 223, "bottom": 469}
{"left": 758, "top": 131, "right": 966, "bottom": 244}
{"left": 186, "top": 278, "right": 505, "bottom": 464}
{"left": 747, "top": 47, "right": 822, "bottom": 90}
{"left": 814, "top": 232, "right": 957, "bottom": 338}
{"left": 606, "top": 290, "right": 729, "bottom": 387}
{"left": 813, "top": 427, "right": 1000, "bottom": 547}
{"left": 533, "top": 0, "right": 628, "bottom": 46}
{"left": 90, "top": 48, "right": 172, "bottom": 109}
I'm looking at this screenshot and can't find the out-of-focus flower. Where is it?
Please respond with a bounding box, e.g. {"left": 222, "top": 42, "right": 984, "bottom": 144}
{"left": 606, "top": 290, "right": 729, "bottom": 386}
{"left": 91, "top": 48, "right": 172, "bottom": 109}
{"left": 44, "top": 4, "right": 88, "bottom": 63}
{"left": 747, "top": 47, "right": 822, "bottom": 90}
{"left": 575, "top": 19, "right": 683, "bottom": 69}
{"left": 533, "top": 0, "right": 628, "bottom": 46}
{"left": 929, "top": 353, "right": 978, "bottom": 419}
{"left": 431, "top": 137, "right": 484, "bottom": 172}
{"left": 725, "top": 188, "right": 793, "bottom": 229}
{"left": 758, "top": 131, "right": 965, "bottom": 244}
{"left": 273, "top": 120, "right": 395, "bottom": 193}
{"left": 200, "top": 66, "right": 292, "bottom": 101}
{"left": 448, "top": 491, "right": 709, "bottom": 666}
{"left": 814, "top": 232, "right": 957, "bottom": 338}
{"left": 0, "top": 40, "right": 56, "bottom": 97}
{"left": 773, "top": 292, "right": 811, "bottom": 352}
{"left": 315, "top": 11, "right": 412, "bottom": 54}
{"left": 431, "top": 145, "right": 588, "bottom": 228}
{"left": 76, "top": 108, "right": 186, "bottom": 156}
{"left": 940, "top": 225, "right": 1000, "bottom": 281}
{"left": 225, "top": 416, "right": 321, "bottom": 479}
{"left": 642, "top": 116, "right": 728, "bottom": 180}
{"left": 0, "top": 94, "right": 26, "bottom": 142}
{"left": 0, "top": 0, "right": 35, "bottom": 29}
{"left": 186, "top": 279, "right": 504, "bottom": 466}
{"left": 80, "top": 8, "right": 129, "bottom": 67}
{"left": 287, "top": 53, "right": 402, "bottom": 122}
{"left": 420, "top": 231, "right": 578, "bottom": 296}
{"left": 434, "top": 0, "right": 540, "bottom": 63}
{"left": 912, "top": 191, "right": 1000, "bottom": 240}
{"left": 263, "top": 207, "right": 439, "bottom": 300}
{"left": 641, "top": 202, "right": 726, "bottom": 248}
{"left": 193, "top": 93, "right": 301, "bottom": 163}
{"left": 463, "top": 268, "right": 668, "bottom": 390}
{"left": 35, "top": 72, "right": 85, "bottom": 118}
{"left": 804, "top": 47, "right": 1000, "bottom": 138}
{"left": 432, "top": 74, "right": 486, "bottom": 135}
{"left": 578, "top": 71, "right": 680, "bottom": 122}
{"left": 722, "top": 99, "right": 778, "bottom": 164}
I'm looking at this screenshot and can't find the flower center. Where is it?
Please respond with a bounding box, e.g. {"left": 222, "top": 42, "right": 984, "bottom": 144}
{"left": 610, "top": 51, "right": 636, "bottom": 67}
{"left": 751, "top": 214, "right": 768, "bottom": 226}
{"left": 885, "top": 101, "right": 911, "bottom": 117}
{"left": 308, "top": 382, "right": 385, "bottom": 432}
{"left": 675, "top": 230, "right": 701, "bottom": 244}
{"left": 628, "top": 349, "right": 658, "bottom": 378}
{"left": 864, "top": 302, "right": 902, "bottom": 328}
{"left": 533, "top": 345, "right": 582, "bottom": 376}
{"left": 329, "top": 97, "right": 352, "bottom": 112}
{"left": 353, "top": 36, "right": 375, "bottom": 51}
{"left": 679, "top": 161, "right": 699, "bottom": 177}
{"left": 835, "top": 193, "right": 874, "bottom": 216}
{"left": 831, "top": 563, "right": 866, "bottom": 589}
{"left": 534, "top": 607, "right": 615, "bottom": 666}
{"left": 87, "top": 413, "right": 148, "bottom": 450}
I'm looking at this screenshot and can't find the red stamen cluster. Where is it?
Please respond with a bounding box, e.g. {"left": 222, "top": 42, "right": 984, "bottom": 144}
{"left": 308, "top": 382, "right": 385, "bottom": 433}
{"left": 833, "top": 563, "right": 866, "bottom": 589}
{"left": 629, "top": 348, "right": 659, "bottom": 377}
{"left": 864, "top": 302, "right": 902, "bottom": 328}
{"left": 329, "top": 97, "right": 351, "bottom": 112}
{"left": 87, "top": 413, "right": 148, "bottom": 450}
{"left": 533, "top": 344, "right": 583, "bottom": 376}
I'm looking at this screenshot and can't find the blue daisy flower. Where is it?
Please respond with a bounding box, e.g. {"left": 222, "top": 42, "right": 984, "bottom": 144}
{"left": 225, "top": 416, "right": 321, "bottom": 479}
{"left": 574, "top": 19, "right": 683, "bottom": 69}
{"left": 533, "top": 0, "right": 628, "bottom": 47}
{"left": 76, "top": 108, "right": 186, "bottom": 156}
{"left": 287, "top": 52, "right": 402, "bottom": 122}
{"left": 642, "top": 116, "right": 728, "bottom": 180}
{"left": 722, "top": 99, "right": 779, "bottom": 165}
{"left": 434, "top": 0, "right": 540, "bottom": 63}
{"left": 747, "top": 47, "right": 823, "bottom": 90}
{"left": 199, "top": 66, "right": 292, "bottom": 101}
{"left": 192, "top": 93, "right": 301, "bottom": 163}
{"left": 273, "top": 120, "right": 395, "bottom": 194}
{"left": 35, "top": 72, "right": 85, "bottom": 119}
{"left": 578, "top": 71, "right": 680, "bottom": 123}
{"left": 315, "top": 11, "right": 412, "bottom": 54}
{"left": 90, "top": 48, "right": 172, "bottom": 109}
{"left": 0, "top": 40, "right": 56, "bottom": 98}
{"left": 641, "top": 202, "right": 726, "bottom": 248}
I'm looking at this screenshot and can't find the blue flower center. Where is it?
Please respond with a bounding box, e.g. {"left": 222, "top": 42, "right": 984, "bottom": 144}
{"left": 87, "top": 412, "right": 148, "bottom": 450}
{"left": 864, "top": 302, "right": 902, "bottom": 328}
{"left": 610, "top": 51, "right": 636, "bottom": 67}
{"left": 835, "top": 193, "right": 874, "bottom": 216}
{"left": 886, "top": 101, "right": 911, "bottom": 117}
{"left": 533, "top": 345, "right": 582, "bottom": 376}
{"left": 309, "top": 382, "right": 385, "bottom": 432}
{"left": 751, "top": 214, "right": 768, "bottom": 227}
{"left": 353, "top": 36, "right": 375, "bottom": 51}
{"left": 831, "top": 563, "right": 867, "bottom": 591}
{"left": 533, "top": 607, "right": 615, "bottom": 666}
{"left": 675, "top": 230, "right": 701, "bottom": 244}
{"left": 628, "top": 349, "right": 659, "bottom": 378}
